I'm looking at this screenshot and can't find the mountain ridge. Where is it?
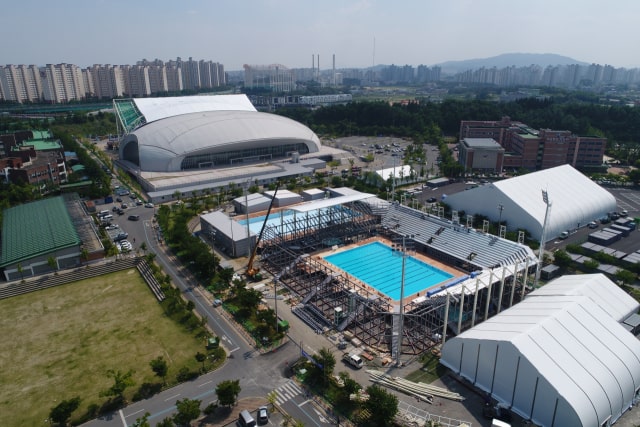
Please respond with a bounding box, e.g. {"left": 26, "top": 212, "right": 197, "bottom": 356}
{"left": 434, "top": 53, "right": 590, "bottom": 74}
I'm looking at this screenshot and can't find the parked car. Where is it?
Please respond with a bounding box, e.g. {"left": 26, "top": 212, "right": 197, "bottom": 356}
{"left": 113, "top": 232, "right": 128, "bottom": 242}
{"left": 128, "top": 214, "right": 140, "bottom": 221}
{"left": 426, "top": 197, "right": 437, "bottom": 203}
{"left": 588, "top": 221, "right": 598, "bottom": 229}
{"left": 257, "top": 406, "right": 268, "bottom": 425}
{"left": 559, "top": 231, "right": 569, "bottom": 240}
{"left": 144, "top": 202, "right": 154, "bottom": 208}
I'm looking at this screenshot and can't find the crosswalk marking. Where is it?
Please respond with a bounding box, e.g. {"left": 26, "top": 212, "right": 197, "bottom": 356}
{"left": 273, "top": 380, "right": 302, "bottom": 406}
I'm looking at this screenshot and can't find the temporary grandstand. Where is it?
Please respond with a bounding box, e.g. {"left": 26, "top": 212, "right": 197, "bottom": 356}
{"left": 252, "top": 189, "right": 537, "bottom": 358}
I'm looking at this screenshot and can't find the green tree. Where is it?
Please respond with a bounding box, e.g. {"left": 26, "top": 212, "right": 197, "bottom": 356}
{"left": 131, "top": 412, "right": 151, "bottom": 427}
{"left": 80, "top": 248, "right": 90, "bottom": 265}
{"left": 309, "top": 347, "right": 336, "bottom": 387}
{"left": 583, "top": 259, "right": 600, "bottom": 270}
{"left": 49, "top": 396, "right": 81, "bottom": 427}
{"left": 47, "top": 256, "right": 58, "bottom": 274}
{"left": 364, "top": 385, "right": 399, "bottom": 427}
{"left": 100, "top": 369, "right": 135, "bottom": 403}
{"left": 150, "top": 356, "right": 169, "bottom": 385}
{"left": 553, "top": 249, "right": 572, "bottom": 268}
{"left": 216, "top": 379, "right": 241, "bottom": 407}
{"left": 195, "top": 352, "right": 207, "bottom": 372}
{"left": 173, "top": 398, "right": 201, "bottom": 427}
{"left": 615, "top": 269, "right": 637, "bottom": 285}
{"left": 156, "top": 417, "right": 175, "bottom": 427}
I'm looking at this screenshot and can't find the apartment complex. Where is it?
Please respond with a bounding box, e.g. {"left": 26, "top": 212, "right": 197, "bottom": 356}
{"left": 0, "top": 57, "right": 226, "bottom": 103}
{"left": 459, "top": 116, "right": 606, "bottom": 172}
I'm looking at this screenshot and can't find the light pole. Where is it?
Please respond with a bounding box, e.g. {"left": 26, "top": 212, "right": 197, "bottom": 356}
{"left": 273, "top": 278, "right": 279, "bottom": 333}
{"left": 392, "top": 234, "right": 416, "bottom": 367}
{"left": 534, "top": 190, "right": 552, "bottom": 288}
{"left": 497, "top": 203, "right": 504, "bottom": 228}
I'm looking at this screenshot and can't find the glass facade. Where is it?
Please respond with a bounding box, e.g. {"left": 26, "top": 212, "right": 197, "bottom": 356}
{"left": 180, "top": 142, "right": 310, "bottom": 170}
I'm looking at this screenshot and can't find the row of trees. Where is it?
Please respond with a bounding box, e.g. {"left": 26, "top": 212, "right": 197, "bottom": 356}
{"left": 303, "top": 347, "right": 399, "bottom": 426}
{"left": 277, "top": 96, "right": 640, "bottom": 154}
{"left": 50, "top": 376, "right": 241, "bottom": 427}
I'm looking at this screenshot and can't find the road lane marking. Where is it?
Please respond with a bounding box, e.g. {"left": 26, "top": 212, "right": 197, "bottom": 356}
{"left": 164, "top": 393, "right": 180, "bottom": 402}
{"left": 118, "top": 409, "right": 126, "bottom": 426}
{"left": 198, "top": 380, "right": 213, "bottom": 388}
{"left": 126, "top": 408, "right": 146, "bottom": 417}
{"left": 229, "top": 346, "right": 240, "bottom": 353}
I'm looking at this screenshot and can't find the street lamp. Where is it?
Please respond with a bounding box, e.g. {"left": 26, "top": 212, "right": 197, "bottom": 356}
{"left": 497, "top": 203, "right": 504, "bottom": 227}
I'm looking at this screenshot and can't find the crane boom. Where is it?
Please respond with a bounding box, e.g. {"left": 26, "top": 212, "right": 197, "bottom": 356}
{"left": 246, "top": 182, "right": 279, "bottom": 279}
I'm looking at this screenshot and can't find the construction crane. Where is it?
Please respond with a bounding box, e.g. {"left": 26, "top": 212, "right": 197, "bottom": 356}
{"left": 246, "top": 182, "right": 279, "bottom": 281}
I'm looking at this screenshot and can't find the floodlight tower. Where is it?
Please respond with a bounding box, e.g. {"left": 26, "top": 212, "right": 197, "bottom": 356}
{"left": 534, "top": 189, "right": 552, "bottom": 288}
{"left": 392, "top": 234, "right": 416, "bottom": 366}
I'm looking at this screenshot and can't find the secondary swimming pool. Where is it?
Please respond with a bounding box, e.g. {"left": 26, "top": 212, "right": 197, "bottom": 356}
{"left": 324, "top": 242, "right": 453, "bottom": 301}
{"left": 237, "top": 206, "right": 356, "bottom": 234}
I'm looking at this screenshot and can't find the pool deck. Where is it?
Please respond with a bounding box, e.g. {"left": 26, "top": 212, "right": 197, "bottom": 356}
{"left": 317, "top": 235, "right": 466, "bottom": 306}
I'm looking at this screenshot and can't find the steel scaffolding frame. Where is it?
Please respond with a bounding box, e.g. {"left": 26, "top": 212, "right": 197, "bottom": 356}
{"left": 259, "top": 200, "right": 533, "bottom": 357}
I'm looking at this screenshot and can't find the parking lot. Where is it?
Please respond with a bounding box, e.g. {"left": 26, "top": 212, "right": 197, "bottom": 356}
{"left": 328, "top": 136, "right": 441, "bottom": 176}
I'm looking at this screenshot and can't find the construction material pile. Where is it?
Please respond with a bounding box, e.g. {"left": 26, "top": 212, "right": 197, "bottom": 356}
{"left": 367, "top": 370, "right": 465, "bottom": 403}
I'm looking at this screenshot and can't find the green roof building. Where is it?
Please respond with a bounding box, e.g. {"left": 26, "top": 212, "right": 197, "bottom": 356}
{"left": 0, "top": 196, "right": 81, "bottom": 281}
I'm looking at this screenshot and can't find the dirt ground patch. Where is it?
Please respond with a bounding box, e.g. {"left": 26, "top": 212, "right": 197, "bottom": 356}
{"left": 0, "top": 270, "right": 205, "bottom": 427}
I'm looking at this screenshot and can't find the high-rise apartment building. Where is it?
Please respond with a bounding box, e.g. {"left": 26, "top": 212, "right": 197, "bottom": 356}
{"left": 243, "top": 64, "right": 294, "bottom": 92}
{"left": 0, "top": 65, "right": 43, "bottom": 103}
{"left": 41, "top": 64, "right": 86, "bottom": 103}
{"left": 0, "top": 57, "right": 224, "bottom": 103}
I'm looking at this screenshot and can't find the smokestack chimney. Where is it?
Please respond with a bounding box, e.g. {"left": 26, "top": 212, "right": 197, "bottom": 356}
{"left": 317, "top": 54, "right": 320, "bottom": 79}
{"left": 312, "top": 54, "right": 314, "bottom": 71}
{"left": 333, "top": 54, "right": 336, "bottom": 86}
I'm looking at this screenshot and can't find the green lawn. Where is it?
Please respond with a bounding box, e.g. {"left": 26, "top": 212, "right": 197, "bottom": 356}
{"left": 0, "top": 269, "right": 206, "bottom": 427}
{"left": 404, "top": 353, "right": 448, "bottom": 384}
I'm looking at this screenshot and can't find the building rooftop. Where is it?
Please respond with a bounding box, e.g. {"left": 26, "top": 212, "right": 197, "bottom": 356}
{"left": 0, "top": 196, "right": 81, "bottom": 267}
{"left": 463, "top": 138, "right": 502, "bottom": 148}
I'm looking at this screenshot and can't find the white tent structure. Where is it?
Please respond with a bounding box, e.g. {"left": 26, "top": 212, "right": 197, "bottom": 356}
{"left": 440, "top": 274, "right": 640, "bottom": 427}
{"left": 443, "top": 165, "right": 617, "bottom": 241}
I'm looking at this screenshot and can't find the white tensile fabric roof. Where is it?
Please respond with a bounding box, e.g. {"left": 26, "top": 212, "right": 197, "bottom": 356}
{"left": 440, "top": 274, "right": 640, "bottom": 427}
{"left": 133, "top": 94, "right": 256, "bottom": 123}
{"left": 444, "top": 165, "right": 617, "bottom": 241}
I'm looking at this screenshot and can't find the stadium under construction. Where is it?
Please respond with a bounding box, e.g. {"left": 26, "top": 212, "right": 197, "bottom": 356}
{"left": 207, "top": 190, "right": 537, "bottom": 359}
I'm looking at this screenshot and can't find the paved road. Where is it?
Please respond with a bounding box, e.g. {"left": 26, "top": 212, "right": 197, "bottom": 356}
{"left": 82, "top": 205, "right": 336, "bottom": 427}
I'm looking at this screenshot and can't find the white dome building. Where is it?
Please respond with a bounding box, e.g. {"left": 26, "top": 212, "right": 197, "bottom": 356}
{"left": 116, "top": 95, "right": 321, "bottom": 173}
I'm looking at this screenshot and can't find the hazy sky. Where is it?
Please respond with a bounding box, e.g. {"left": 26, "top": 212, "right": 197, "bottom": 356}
{"left": 2, "top": 0, "right": 639, "bottom": 71}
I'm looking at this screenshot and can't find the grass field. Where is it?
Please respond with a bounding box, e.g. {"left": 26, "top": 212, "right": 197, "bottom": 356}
{"left": 0, "top": 269, "right": 206, "bottom": 427}
{"left": 404, "top": 353, "right": 448, "bottom": 384}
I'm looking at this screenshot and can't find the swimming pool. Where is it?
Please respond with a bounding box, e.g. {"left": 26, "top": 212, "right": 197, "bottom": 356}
{"left": 324, "top": 242, "right": 453, "bottom": 300}
{"left": 237, "top": 206, "right": 355, "bottom": 234}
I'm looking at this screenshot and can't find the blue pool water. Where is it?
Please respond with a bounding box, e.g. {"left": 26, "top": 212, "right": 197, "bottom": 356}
{"left": 237, "top": 206, "right": 355, "bottom": 234}
{"left": 324, "top": 242, "right": 453, "bottom": 300}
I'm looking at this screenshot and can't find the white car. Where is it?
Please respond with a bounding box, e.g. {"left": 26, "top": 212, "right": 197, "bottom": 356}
{"left": 120, "top": 241, "right": 133, "bottom": 251}
{"left": 144, "top": 202, "right": 154, "bottom": 208}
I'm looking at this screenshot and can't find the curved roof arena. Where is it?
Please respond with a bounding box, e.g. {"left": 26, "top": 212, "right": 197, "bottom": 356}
{"left": 119, "top": 109, "right": 321, "bottom": 172}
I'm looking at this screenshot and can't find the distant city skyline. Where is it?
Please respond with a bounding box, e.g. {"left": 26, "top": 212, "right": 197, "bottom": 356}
{"left": 2, "top": 0, "right": 640, "bottom": 71}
